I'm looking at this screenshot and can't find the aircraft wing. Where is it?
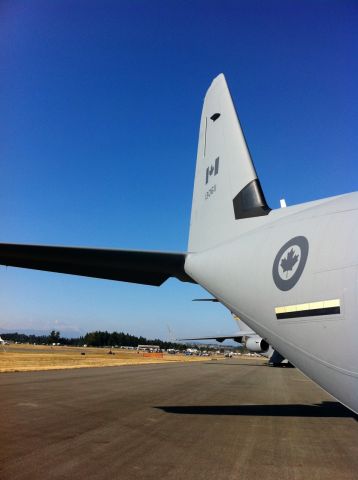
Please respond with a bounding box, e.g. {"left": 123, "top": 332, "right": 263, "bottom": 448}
{"left": 178, "top": 332, "right": 254, "bottom": 342}
{"left": 0, "top": 243, "right": 195, "bottom": 286}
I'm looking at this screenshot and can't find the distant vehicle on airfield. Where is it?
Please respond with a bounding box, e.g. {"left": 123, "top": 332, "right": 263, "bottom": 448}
{"left": 137, "top": 345, "right": 160, "bottom": 352}
{"left": 1, "top": 74, "right": 357, "bottom": 413}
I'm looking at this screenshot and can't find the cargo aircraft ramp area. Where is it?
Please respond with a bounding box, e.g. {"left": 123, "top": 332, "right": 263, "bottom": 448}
{"left": 1, "top": 359, "right": 358, "bottom": 480}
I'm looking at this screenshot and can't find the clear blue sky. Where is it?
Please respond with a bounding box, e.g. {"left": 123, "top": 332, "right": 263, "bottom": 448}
{"left": 1, "top": 0, "right": 357, "bottom": 338}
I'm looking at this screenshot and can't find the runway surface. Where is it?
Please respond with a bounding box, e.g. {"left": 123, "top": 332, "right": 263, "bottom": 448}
{"left": 1, "top": 359, "right": 358, "bottom": 480}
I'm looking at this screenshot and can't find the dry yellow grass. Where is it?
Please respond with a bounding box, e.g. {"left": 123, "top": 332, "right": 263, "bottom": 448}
{"left": 0, "top": 343, "right": 212, "bottom": 372}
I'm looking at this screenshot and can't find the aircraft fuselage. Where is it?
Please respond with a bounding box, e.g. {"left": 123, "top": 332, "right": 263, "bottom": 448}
{"left": 185, "top": 192, "right": 358, "bottom": 413}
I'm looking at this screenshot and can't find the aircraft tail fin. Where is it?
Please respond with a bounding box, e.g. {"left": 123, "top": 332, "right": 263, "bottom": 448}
{"left": 188, "top": 74, "right": 270, "bottom": 252}
{"left": 232, "top": 315, "right": 255, "bottom": 335}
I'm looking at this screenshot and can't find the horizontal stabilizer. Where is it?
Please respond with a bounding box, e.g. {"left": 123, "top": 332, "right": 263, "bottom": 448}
{"left": 192, "top": 298, "right": 219, "bottom": 302}
{"left": 0, "top": 243, "right": 195, "bottom": 286}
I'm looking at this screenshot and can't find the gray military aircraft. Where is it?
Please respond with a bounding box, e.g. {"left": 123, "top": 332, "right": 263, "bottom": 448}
{"left": 178, "top": 314, "right": 290, "bottom": 366}
{"left": 1, "top": 74, "right": 357, "bottom": 413}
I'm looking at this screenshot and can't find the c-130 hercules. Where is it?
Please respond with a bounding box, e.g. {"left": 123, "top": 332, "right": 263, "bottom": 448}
{"left": 1, "top": 74, "right": 357, "bottom": 413}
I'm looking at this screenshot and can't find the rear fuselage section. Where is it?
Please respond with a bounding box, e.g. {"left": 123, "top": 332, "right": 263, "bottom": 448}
{"left": 185, "top": 192, "right": 358, "bottom": 413}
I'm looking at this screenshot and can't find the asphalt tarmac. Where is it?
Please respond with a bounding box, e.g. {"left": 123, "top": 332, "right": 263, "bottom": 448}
{"left": 1, "top": 359, "right": 358, "bottom": 480}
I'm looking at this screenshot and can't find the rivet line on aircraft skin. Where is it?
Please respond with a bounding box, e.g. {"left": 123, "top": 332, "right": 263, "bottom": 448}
{"left": 275, "top": 299, "right": 341, "bottom": 320}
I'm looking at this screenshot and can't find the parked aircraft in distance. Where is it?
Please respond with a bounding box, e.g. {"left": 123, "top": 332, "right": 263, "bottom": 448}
{"left": 1, "top": 74, "right": 357, "bottom": 413}
{"left": 179, "top": 314, "right": 291, "bottom": 366}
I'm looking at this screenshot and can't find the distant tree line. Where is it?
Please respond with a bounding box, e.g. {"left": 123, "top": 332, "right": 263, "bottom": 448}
{"left": 83, "top": 330, "right": 185, "bottom": 350}
{"left": 1, "top": 331, "right": 83, "bottom": 346}
{"left": 1, "top": 330, "right": 186, "bottom": 350}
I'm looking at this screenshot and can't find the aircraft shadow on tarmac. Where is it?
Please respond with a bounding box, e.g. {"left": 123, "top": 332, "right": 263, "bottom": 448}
{"left": 155, "top": 401, "right": 357, "bottom": 419}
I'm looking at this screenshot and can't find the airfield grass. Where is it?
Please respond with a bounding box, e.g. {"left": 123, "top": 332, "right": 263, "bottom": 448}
{"left": 0, "top": 344, "right": 214, "bottom": 372}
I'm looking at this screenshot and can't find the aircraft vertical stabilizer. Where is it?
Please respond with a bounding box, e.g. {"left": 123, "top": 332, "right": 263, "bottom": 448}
{"left": 188, "top": 74, "right": 270, "bottom": 252}
{"left": 231, "top": 315, "right": 255, "bottom": 334}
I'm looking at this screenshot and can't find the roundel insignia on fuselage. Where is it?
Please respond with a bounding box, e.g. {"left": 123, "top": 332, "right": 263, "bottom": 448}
{"left": 272, "top": 236, "right": 309, "bottom": 291}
